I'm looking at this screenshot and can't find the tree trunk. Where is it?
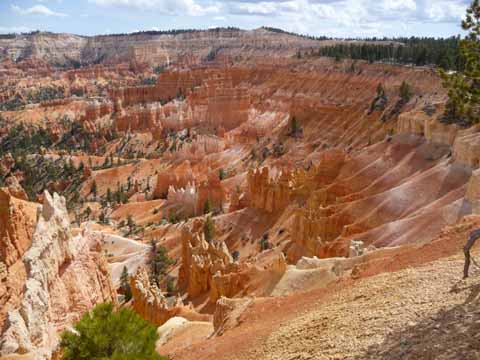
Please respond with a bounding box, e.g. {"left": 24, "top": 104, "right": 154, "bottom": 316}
{"left": 464, "top": 229, "right": 480, "bottom": 278}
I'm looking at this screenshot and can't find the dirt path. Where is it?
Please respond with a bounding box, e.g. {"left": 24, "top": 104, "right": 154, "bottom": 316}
{"left": 259, "top": 251, "right": 480, "bottom": 360}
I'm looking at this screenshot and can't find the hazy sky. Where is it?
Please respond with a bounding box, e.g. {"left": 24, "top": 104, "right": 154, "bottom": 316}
{"left": 0, "top": 0, "right": 472, "bottom": 37}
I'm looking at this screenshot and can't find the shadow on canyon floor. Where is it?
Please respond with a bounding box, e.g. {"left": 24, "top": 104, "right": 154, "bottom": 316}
{"left": 360, "top": 278, "right": 480, "bottom": 360}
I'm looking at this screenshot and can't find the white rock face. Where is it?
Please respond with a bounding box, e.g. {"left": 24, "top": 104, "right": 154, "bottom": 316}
{"left": 156, "top": 317, "right": 188, "bottom": 346}
{"left": 0, "top": 191, "right": 116, "bottom": 359}
{"left": 84, "top": 229, "right": 150, "bottom": 287}
{"left": 271, "top": 256, "right": 353, "bottom": 296}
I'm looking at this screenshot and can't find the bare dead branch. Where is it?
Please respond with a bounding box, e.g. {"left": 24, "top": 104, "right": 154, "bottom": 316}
{"left": 464, "top": 229, "right": 480, "bottom": 278}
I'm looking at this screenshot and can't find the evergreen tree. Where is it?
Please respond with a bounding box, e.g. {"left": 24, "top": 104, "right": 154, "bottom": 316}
{"left": 260, "top": 233, "right": 270, "bottom": 251}
{"left": 99, "top": 212, "right": 106, "bottom": 224}
{"left": 314, "top": 37, "right": 460, "bottom": 70}
{"left": 232, "top": 250, "right": 240, "bottom": 261}
{"left": 370, "top": 83, "right": 388, "bottom": 113}
{"left": 203, "top": 216, "right": 215, "bottom": 243}
{"left": 150, "top": 238, "right": 157, "bottom": 255}
{"left": 85, "top": 206, "right": 92, "bottom": 220}
{"left": 376, "top": 83, "right": 385, "bottom": 97}
{"left": 106, "top": 188, "right": 112, "bottom": 204}
{"left": 91, "top": 180, "right": 97, "bottom": 198}
{"left": 146, "top": 176, "right": 151, "bottom": 191}
{"left": 151, "top": 246, "right": 174, "bottom": 282}
{"left": 399, "top": 81, "right": 412, "bottom": 103}
{"left": 166, "top": 277, "right": 175, "bottom": 295}
{"left": 127, "top": 215, "right": 135, "bottom": 232}
{"left": 203, "top": 199, "right": 212, "bottom": 214}
{"left": 441, "top": 0, "right": 480, "bottom": 126}
{"left": 60, "top": 303, "right": 165, "bottom": 360}
{"left": 218, "top": 168, "right": 226, "bottom": 180}
{"left": 120, "top": 266, "right": 132, "bottom": 302}
{"left": 290, "top": 116, "right": 302, "bottom": 137}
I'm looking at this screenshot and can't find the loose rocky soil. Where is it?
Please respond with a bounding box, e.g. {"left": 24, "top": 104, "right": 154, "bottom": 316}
{"left": 258, "top": 251, "right": 480, "bottom": 360}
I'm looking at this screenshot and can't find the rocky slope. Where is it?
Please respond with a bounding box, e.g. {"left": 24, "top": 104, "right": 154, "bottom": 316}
{"left": 0, "top": 28, "right": 324, "bottom": 67}
{"left": 2, "top": 34, "right": 480, "bottom": 360}
{"left": 166, "top": 215, "right": 480, "bottom": 360}
{"left": 0, "top": 192, "right": 116, "bottom": 359}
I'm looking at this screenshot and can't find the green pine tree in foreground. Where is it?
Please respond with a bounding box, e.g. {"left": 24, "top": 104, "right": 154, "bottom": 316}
{"left": 60, "top": 303, "right": 166, "bottom": 360}
{"left": 441, "top": 0, "right": 480, "bottom": 126}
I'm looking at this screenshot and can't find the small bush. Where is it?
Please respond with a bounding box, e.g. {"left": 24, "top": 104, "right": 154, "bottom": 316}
{"left": 203, "top": 199, "right": 212, "bottom": 214}
{"left": 218, "top": 168, "right": 226, "bottom": 180}
{"left": 232, "top": 250, "right": 240, "bottom": 261}
{"left": 60, "top": 303, "right": 166, "bottom": 360}
{"left": 289, "top": 116, "right": 303, "bottom": 137}
{"left": 260, "top": 233, "right": 270, "bottom": 251}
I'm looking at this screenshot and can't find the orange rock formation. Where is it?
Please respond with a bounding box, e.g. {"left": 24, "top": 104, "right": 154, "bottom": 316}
{"left": 130, "top": 267, "right": 208, "bottom": 327}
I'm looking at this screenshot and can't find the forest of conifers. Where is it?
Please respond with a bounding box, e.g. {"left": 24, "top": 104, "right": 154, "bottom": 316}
{"left": 312, "top": 37, "right": 461, "bottom": 70}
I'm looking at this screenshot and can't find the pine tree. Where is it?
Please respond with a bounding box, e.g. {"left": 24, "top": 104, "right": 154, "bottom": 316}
{"left": 203, "top": 199, "right": 212, "bottom": 214}
{"left": 91, "top": 180, "right": 97, "bottom": 198}
{"left": 203, "top": 216, "right": 215, "bottom": 243}
{"left": 218, "top": 168, "right": 226, "bottom": 180}
{"left": 127, "top": 215, "right": 135, "bottom": 232}
{"left": 376, "top": 83, "right": 385, "bottom": 97}
{"left": 441, "top": 0, "right": 480, "bottom": 125}
{"left": 150, "top": 238, "right": 157, "bottom": 255}
{"left": 120, "top": 266, "right": 132, "bottom": 302}
{"left": 60, "top": 303, "right": 165, "bottom": 360}
{"left": 85, "top": 206, "right": 92, "bottom": 220}
{"left": 103, "top": 156, "right": 109, "bottom": 168}
{"left": 399, "top": 81, "right": 412, "bottom": 103}
{"left": 290, "top": 116, "right": 302, "bottom": 137}
{"left": 166, "top": 277, "right": 175, "bottom": 294}
{"left": 146, "top": 176, "right": 151, "bottom": 191}
{"left": 260, "top": 233, "right": 270, "bottom": 251}
{"left": 151, "top": 246, "right": 174, "bottom": 282}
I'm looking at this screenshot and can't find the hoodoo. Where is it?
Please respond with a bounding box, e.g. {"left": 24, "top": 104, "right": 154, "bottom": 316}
{"left": 1, "top": 3, "right": 480, "bottom": 358}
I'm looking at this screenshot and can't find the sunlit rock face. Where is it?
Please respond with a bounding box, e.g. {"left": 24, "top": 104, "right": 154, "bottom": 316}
{"left": 178, "top": 219, "right": 235, "bottom": 300}
{"left": 286, "top": 135, "right": 471, "bottom": 261}
{"left": 130, "top": 267, "right": 208, "bottom": 327}
{"left": 0, "top": 190, "right": 37, "bottom": 339}
{"left": 5, "top": 28, "right": 480, "bottom": 360}
{"left": 246, "top": 167, "right": 293, "bottom": 213}
{"left": 0, "top": 192, "right": 116, "bottom": 359}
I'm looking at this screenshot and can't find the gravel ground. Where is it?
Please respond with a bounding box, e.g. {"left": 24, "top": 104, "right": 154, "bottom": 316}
{"left": 261, "top": 251, "right": 480, "bottom": 360}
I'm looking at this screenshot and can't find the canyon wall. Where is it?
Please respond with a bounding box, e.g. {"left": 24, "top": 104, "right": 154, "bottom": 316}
{"left": 287, "top": 134, "right": 471, "bottom": 261}
{"left": 0, "top": 192, "right": 116, "bottom": 359}
{"left": 0, "top": 28, "right": 323, "bottom": 66}
{"left": 0, "top": 190, "right": 37, "bottom": 335}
